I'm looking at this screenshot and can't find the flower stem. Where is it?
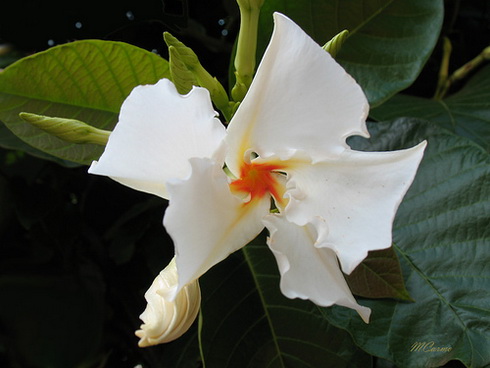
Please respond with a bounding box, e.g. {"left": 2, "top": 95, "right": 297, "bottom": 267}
{"left": 433, "top": 37, "right": 452, "bottom": 100}
{"left": 434, "top": 41, "right": 490, "bottom": 100}
{"left": 232, "top": 0, "right": 264, "bottom": 102}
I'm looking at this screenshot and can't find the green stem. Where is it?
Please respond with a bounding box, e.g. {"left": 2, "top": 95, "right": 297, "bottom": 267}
{"left": 433, "top": 37, "right": 452, "bottom": 100}
{"left": 435, "top": 43, "right": 490, "bottom": 100}
{"left": 232, "top": 0, "right": 264, "bottom": 102}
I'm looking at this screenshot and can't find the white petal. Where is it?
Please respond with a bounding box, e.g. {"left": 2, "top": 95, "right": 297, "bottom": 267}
{"left": 163, "top": 157, "right": 270, "bottom": 297}
{"left": 135, "top": 258, "right": 201, "bottom": 346}
{"left": 89, "top": 79, "right": 226, "bottom": 199}
{"left": 285, "top": 141, "right": 427, "bottom": 274}
{"left": 264, "top": 214, "right": 370, "bottom": 322}
{"left": 225, "top": 13, "right": 369, "bottom": 175}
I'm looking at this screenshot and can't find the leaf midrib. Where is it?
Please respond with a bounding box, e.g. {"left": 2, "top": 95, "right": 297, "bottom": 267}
{"left": 242, "top": 247, "right": 286, "bottom": 368}
{"left": 0, "top": 90, "right": 120, "bottom": 115}
{"left": 347, "top": 0, "right": 395, "bottom": 36}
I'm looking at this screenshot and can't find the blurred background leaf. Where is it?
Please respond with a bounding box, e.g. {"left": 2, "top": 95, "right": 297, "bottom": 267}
{"left": 0, "top": 274, "right": 105, "bottom": 368}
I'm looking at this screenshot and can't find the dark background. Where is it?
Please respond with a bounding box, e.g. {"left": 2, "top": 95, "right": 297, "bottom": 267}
{"left": 0, "top": 1, "right": 488, "bottom": 367}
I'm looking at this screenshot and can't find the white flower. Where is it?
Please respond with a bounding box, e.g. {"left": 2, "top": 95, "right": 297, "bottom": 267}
{"left": 89, "top": 12, "right": 426, "bottom": 332}
{"left": 135, "top": 258, "right": 201, "bottom": 346}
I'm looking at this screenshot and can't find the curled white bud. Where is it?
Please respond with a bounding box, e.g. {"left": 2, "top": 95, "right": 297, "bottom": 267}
{"left": 135, "top": 258, "right": 201, "bottom": 347}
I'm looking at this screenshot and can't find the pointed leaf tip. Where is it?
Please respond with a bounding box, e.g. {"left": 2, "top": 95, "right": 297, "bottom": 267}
{"left": 345, "top": 247, "right": 414, "bottom": 301}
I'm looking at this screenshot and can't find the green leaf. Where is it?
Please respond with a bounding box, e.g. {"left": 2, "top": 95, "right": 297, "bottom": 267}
{"left": 257, "top": 0, "right": 443, "bottom": 106}
{"left": 135, "top": 325, "right": 201, "bottom": 368}
{"left": 199, "top": 235, "right": 372, "bottom": 368}
{"left": 0, "top": 40, "right": 170, "bottom": 164}
{"left": 164, "top": 33, "right": 233, "bottom": 121}
{"left": 168, "top": 46, "right": 199, "bottom": 95}
{"left": 0, "top": 120, "right": 79, "bottom": 166}
{"left": 346, "top": 247, "right": 412, "bottom": 301}
{"left": 161, "top": 327, "right": 202, "bottom": 368}
{"left": 371, "top": 64, "right": 490, "bottom": 152}
{"left": 325, "top": 118, "right": 490, "bottom": 368}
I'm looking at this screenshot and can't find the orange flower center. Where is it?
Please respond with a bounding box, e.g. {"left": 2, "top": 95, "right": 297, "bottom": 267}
{"left": 230, "top": 161, "right": 286, "bottom": 205}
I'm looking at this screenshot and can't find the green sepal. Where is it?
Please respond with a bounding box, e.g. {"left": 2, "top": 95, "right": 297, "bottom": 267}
{"left": 19, "top": 112, "right": 110, "bottom": 146}
{"left": 163, "top": 33, "right": 200, "bottom": 71}
{"left": 168, "top": 46, "right": 198, "bottom": 95}
{"left": 322, "top": 30, "right": 349, "bottom": 58}
{"left": 163, "top": 32, "right": 233, "bottom": 121}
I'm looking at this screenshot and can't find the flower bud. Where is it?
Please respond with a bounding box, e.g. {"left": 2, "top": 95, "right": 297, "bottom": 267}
{"left": 164, "top": 32, "right": 232, "bottom": 121}
{"left": 135, "top": 258, "right": 201, "bottom": 347}
{"left": 322, "top": 30, "right": 349, "bottom": 58}
{"left": 19, "top": 112, "right": 110, "bottom": 146}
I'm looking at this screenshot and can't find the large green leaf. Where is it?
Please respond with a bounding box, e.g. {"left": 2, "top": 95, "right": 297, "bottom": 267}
{"left": 199, "top": 235, "right": 372, "bottom": 368}
{"left": 324, "top": 119, "right": 490, "bottom": 368}
{"left": 257, "top": 0, "right": 443, "bottom": 106}
{"left": 371, "top": 64, "right": 490, "bottom": 152}
{"left": 0, "top": 40, "right": 170, "bottom": 164}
